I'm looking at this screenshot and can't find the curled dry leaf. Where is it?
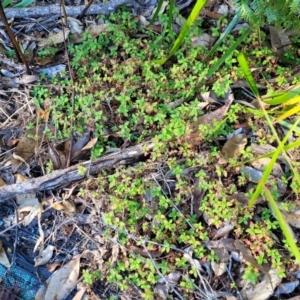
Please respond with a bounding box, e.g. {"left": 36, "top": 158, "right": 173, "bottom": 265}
{"left": 38, "top": 29, "right": 70, "bottom": 47}
{"left": 183, "top": 246, "right": 204, "bottom": 273}
{"left": 241, "top": 269, "right": 281, "bottom": 300}
{"left": 0, "top": 240, "right": 10, "bottom": 268}
{"left": 51, "top": 200, "right": 76, "bottom": 215}
{"left": 11, "top": 124, "right": 54, "bottom": 173}
{"left": 47, "top": 261, "right": 62, "bottom": 272}
{"left": 213, "top": 221, "right": 234, "bottom": 240}
{"left": 22, "top": 202, "right": 43, "bottom": 226}
{"left": 88, "top": 24, "right": 109, "bottom": 39}
{"left": 51, "top": 202, "right": 67, "bottom": 211}
{"left": 35, "top": 255, "right": 80, "bottom": 300}
{"left": 235, "top": 240, "right": 271, "bottom": 283}
{"left": 81, "top": 137, "right": 98, "bottom": 151}
{"left": 155, "top": 272, "right": 181, "bottom": 299}
{"left": 16, "top": 173, "right": 27, "bottom": 183}
{"left": 183, "top": 90, "right": 234, "bottom": 146}
{"left": 211, "top": 261, "right": 227, "bottom": 277}
{"left": 67, "top": 17, "right": 83, "bottom": 34}
{"left": 34, "top": 245, "right": 56, "bottom": 267}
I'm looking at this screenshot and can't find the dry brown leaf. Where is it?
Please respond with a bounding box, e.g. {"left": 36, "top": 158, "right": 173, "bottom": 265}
{"left": 11, "top": 125, "right": 52, "bottom": 173}
{"left": 47, "top": 261, "right": 62, "bottom": 272}
{"left": 23, "top": 203, "right": 43, "bottom": 226}
{"left": 38, "top": 29, "right": 70, "bottom": 47}
{"left": 0, "top": 240, "right": 10, "bottom": 268}
{"left": 43, "top": 255, "right": 80, "bottom": 300}
{"left": 35, "top": 56, "right": 53, "bottom": 66}
{"left": 269, "top": 26, "right": 291, "bottom": 54}
{"left": 62, "top": 199, "right": 76, "bottom": 215}
{"left": 81, "top": 137, "right": 98, "bottom": 151}
{"left": 51, "top": 202, "right": 66, "bottom": 211}
{"left": 6, "top": 139, "right": 20, "bottom": 147}
{"left": 34, "top": 245, "right": 55, "bottom": 267}
{"left": 73, "top": 287, "right": 86, "bottom": 300}
{"left": 19, "top": 74, "right": 39, "bottom": 84}
{"left": 0, "top": 178, "right": 6, "bottom": 186}
{"left": 36, "top": 98, "right": 51, "bottom": 123}
{"left": 241, "top": 269, "right": 281, "bottom": 300}
{"left": 221, "top": 133, "right": 247, "bottom": 160}
{"left": 235, "top": 240, "right": 272, "bottom": 284}
{"left": 184, "top": 92, "right": 233, "bottom": 146}
{"left": 16, "top": 174, "right": 27, "bottom": 183}
{"left": 211, "top": 261, "right": 227, "bottom": 276}
{"left": 88, "top": 24, "right": 109, "bottom": 39}
{"left": 67, "top": 17, "right": 83, "bottom": 34}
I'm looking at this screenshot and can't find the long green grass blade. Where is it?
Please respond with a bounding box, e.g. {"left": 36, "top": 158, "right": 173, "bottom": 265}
{"left": 248, "top": 116, "right": 300, "bottom": 207}
{"left": 237, "top": 52, "right": 259, "bottom": 97}
{"left": 154, "top": 0, "right": 209, "bottom": 64}
{"left": 264, "top": 185, "right": 300, "bottom": 264}
{"left": 204, "top": 8, "right": 241, "bottom": 60}
{"left": 206, "top": 27, "right": 250, "bottom": 78}
{"left": 2, "top": 0, "right": 13, "bottom": 7}
{"left": 13, "top": 0, "right": 34, "bottom": 7}
{"left": 168, "top": 0, "right": 175, "bottom": 32}
{"left": 148, "top": 0, "right": 165, "bottom": 27}
{"left": 273, "top": 106, "right": 300, "bottom": 123}
{"left": 262, "top": 84, "right": 300, "bottom": 105}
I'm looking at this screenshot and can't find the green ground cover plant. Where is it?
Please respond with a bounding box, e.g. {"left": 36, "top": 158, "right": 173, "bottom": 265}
{"left": 30, "top": 4, "right": 300, "bottom": 298}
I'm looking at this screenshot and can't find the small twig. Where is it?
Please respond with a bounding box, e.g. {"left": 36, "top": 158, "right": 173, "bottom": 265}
{"left": 227, "top": 255, "right": 243, "bottom": 300}
{"left": 0, "top": 2, "right": 30, "bottom": 73}
{"left": 78, "top": 0, "right": 94, "bottom": 20}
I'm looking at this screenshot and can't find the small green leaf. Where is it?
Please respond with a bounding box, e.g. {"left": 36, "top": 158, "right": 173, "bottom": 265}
{"left": 168, "top": 0, "right": 175, "bottom": 32}
{"left": 264, "top": 185, "right": 300, "bottom": 264}
{"left": 237, "top": 52, "right": 259, "bottom": 97}
{"left": 148, "top": 0, "right": 165, "bottom": 27}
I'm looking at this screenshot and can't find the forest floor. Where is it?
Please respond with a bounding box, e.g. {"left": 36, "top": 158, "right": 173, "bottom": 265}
{"left": 1, "top": 0, "right": 300, "bottom": 299}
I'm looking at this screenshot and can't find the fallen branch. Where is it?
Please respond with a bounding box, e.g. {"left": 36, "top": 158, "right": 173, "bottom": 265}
{"left": 0, "top": 141, "right": 154, "bottom": 201}
{"left": 3, "top": 0, "right": 133, "bottom": 19}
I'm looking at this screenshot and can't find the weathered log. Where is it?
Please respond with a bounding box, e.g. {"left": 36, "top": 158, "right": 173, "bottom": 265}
{"left": 3, "top": 0, "right": 133, "bottom": 19}
{"left": 0, "top": 141, "right": 154, "bottom": 201}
